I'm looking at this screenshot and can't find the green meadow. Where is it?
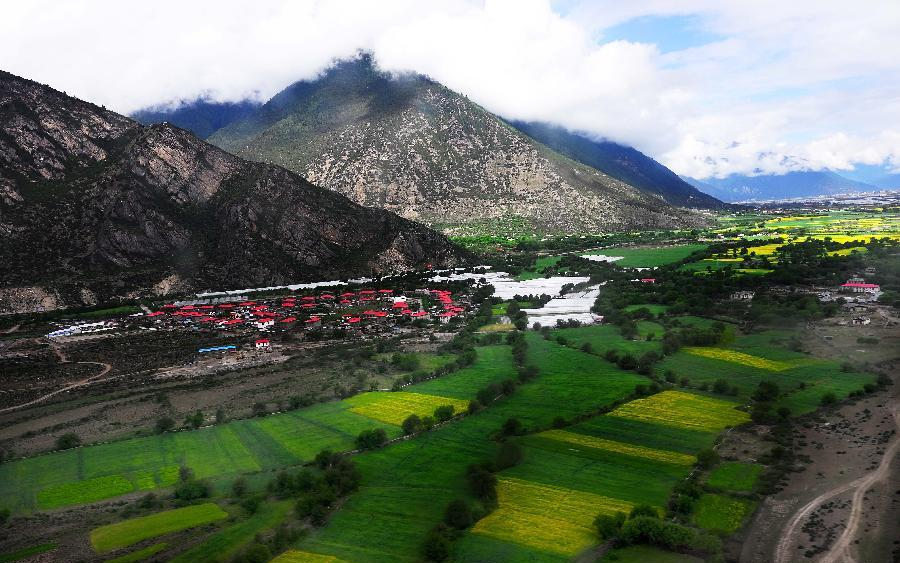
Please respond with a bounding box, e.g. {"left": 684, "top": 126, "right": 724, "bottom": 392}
{"left": 706, "top": 462, "right": 763, "bottom": 493}
{"left": 90, "top": 503, "right": 228, "bottom": 554}
{"left": 552, "top": 322, "right": 663, "bottom": 357}
{"left": 585, "top": 244, "right": 707, "bottom": 267}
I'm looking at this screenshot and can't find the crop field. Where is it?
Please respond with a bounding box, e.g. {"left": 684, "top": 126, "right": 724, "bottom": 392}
{"left": 470, "top": 478, "right": 627, "bottom": 556}
{"left": 296, "top": 337, "right": 645, "bottom": 562}
{"left": 536, "top": 429, "right": 696, "bottom": 465}
{"left": 601, "top": 545, "right": 703, "bottom": 563}
{"left": 623, "top": 303, "right": 669, "bottom": 316}
{"left": 90, "top": 503, "right": 228, "bottom": 554}
{"left": 0, "top": 543, "right": 57, "bottom": 563}
{"left": 457, "top": 389, "right": 741, "bottom": 561}
{"left": 108, "top": 543, "right": 167, "bottom": 563}
{"left": 170, "top": 500, "right": 291, "bottom": 563}
{"left": 609, "top": 390, "right": 749, "bottom": 432}
{"left": 706, "top": 462, "right": 763, "bottom": 492}
{"left": 517, "top": 256, "right": 563, "bottom": 280}
{"left": 692, "top": 493, "right": 756, "bottom": 535}
{"left": 476, "top": 322, "right": 515, "bottom": 332}
{"left": 656, "top": 332, "right": 876, "bottom": 413}
{"left": 272, "top": 551, "right": 347, "bottom": 563}
{"left": 584, "top": 243, "right": 708, "bottom": 267}
{"left": 345, "top": 392, "right": 470, "bottom": 425}
{"left": 552, "top": 322, "right": 662, "bottom": 357}
{"left": 0, "top": 348, "right": 514, "bottom": 513}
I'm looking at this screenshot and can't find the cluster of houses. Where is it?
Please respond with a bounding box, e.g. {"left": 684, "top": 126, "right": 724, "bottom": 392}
{"left": 139, "top": 287, "right": 469, "bottom": 338}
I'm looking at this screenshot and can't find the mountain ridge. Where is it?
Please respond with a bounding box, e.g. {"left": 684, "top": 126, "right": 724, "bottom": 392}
{"left": 683, "top": 170, "right": 880, "bottom": 202}
{"left": 0, "top": 70, "right": 466, "bottom": 314}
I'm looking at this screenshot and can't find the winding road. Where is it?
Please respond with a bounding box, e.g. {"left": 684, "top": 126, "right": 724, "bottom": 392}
{"left": 774, "top": 404, "right": 900, "bottom": 563}
{"left": 0, "top": 340, "right": 112, "bottom": 414}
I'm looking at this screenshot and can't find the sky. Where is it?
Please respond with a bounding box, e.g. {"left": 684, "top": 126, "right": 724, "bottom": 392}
{"left": 3, "top": 0, "right": 899, "bottom": 180}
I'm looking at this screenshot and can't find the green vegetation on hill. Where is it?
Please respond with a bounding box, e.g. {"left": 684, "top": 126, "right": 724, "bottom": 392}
{"left": 585, "top": 244, "right": 708, "bottom": 267}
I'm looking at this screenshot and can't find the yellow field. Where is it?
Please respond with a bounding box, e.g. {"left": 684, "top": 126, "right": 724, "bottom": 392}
{"left": 346, "top": 392, "right": 470, "bottom": 426}
{"left": 538, "top": 429, "right": 696, "bottom": 466}
{"left": 471, "top": 477, "right": 634, "bottom": 556}
{"left": 684, "top": 347, "right": 818, "bottom": 372}
{"left": 828, "top": 247, "right": 867, "bottom": 256}
{"left": 609, "top": 391, "right": 749, "bottom": 432}
{"left": 270, "top": 551, "right": 346, "bottom": 563}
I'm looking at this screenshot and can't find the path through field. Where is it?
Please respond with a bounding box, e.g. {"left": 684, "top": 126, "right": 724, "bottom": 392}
{"left": 0, "top": 340, "right": 112, "bottom": 414}
{"left": 774, "top": 404, "right": 900, "bottom": 563}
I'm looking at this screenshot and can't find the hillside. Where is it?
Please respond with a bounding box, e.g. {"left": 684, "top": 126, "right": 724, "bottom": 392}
{"left": 684, "top": 170, "right": 879, "bottom": 202}
{"left": 206, "top": 55, "right": 707, "bottom": 233}
{"left": 507, "top": 120, "right": 725, "bottom": 209}
{"left": 132, "top": 98, "right": 261, "bottom": 139}
{"left": 0, "top": 70, "right": 466, "bottom": 313}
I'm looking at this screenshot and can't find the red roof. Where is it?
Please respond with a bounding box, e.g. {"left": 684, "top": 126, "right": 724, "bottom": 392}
{"left": 255, "top": 339, "right": 269, "bottom": 344}
{"left": 410, "top": 311, "right": 429, "bottom": 317}
{"left": 163, "top": 304, "right": 176, "bottom": 309}
{"left": 359, "top": 290, "right": 375, "bottom": 295}
{"left": 280, "top": 316, "right": 297, "bottom": 323}
{"left": 199, "top": 316, "right": 217, "bottom": 322}
{"left": 341, "top": 292, "right": 355, "bottom": 297}
{"left": 301, "top": 296, "right": 316, "bottom": 301}
{"left": 146, "top": 311, "right": 165, "bottom": 317}
{"left": 180, "top": 305, "right": 196, "bottom": 310}
{"left": 842, "top": 283, "right": 879, "bottom": 288}
{"left": 218, "top": 304, "right": 235, "bottom": 309}
{"left": 306, "top": 316, "right": 321, "bottom": 323}
{"left": 640, "top": 278, "right": 656, "bottom": 283}
{"left": 340, "top": 299, "right": 351, "bottom": 304}
{"left": 378, "top": 289, "right": 394, "bottom": 294}
{"left": 321, "top": 294, "right": 335, "bottom": 299}
{"left": 238, "top": 301, "right": 255, "bottom": 306}
{"left": 392, "top": 301, "right": 408, "bottom": 308}
{"left": 347, "top": 317, "right": 361, "bottom": 323}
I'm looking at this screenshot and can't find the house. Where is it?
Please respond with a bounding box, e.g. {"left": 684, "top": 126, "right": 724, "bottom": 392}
{"left": 840, "top": 282, "right": 880, "bottom": 294}
{"left": 731, "top": 290, "right": 755, "bottom": 301}
{"left": 640, "top": 278, "right": 656, "bottom": 284}
{"left": 305, "top": 316, "right": 322, "bottom": 327}
{"left": 851, "top": 316, "right": 871, "bottom": 326}
{"left": 255, "top": 339, "right": 270, "bottom": 351}
{"left": 438, "top": 312, "right": 457, "bottom": 324}
{"left": 256, "top": 318, "right": 275, "bottom": 330}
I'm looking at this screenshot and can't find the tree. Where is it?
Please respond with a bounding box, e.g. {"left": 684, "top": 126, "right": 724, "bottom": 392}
{"left": 629, "top": 504, "right": 659, "bottom": 519}
{"left": 495, "top": 441, "right": 523, "bottom": 470}
{"left": 55, "top": 432, "right": 81, "bottom": 450}
{"left": 0, "top": 508, "right": 10, "bottom": 525}
{"left": 235, "top": 542, "right": 272, "bottom": 563}
{"left": 155, "top": 416, "right": 174, "bottom": 434}
{"left": 696, "top": 448, "right": 719, "bottom": 469}
{"left": 444, "top": 499, "right": 472, "bottom": 529}
{"left": 252, "top": 402, "right": 268, "bottom": 417}
{"left": 402, "top": 414, "right": 423, "bottom": 435}
{"left": 712, "top": 378, "right": 730, "bottom": 394}
{"left": 356, "top": 428, "right": 388, "bottom": 450}
{"left": 434, "top": 405, "right": 455, "bottom": 422}
{"left": 232, "top": 477, "right": 248, "bottom": 498}
{"left": 821, "top": 392, "right": 837, "bottom": 406}
{"left": 595, "top": 511, "right": 626, "bottom": 540}
{"left": 186, "top": 410, "right": 204, "bottom": 429}
{"left": 422, "top": 527, "right": 451, "bottom": 561}
{"left": 467, "top": 465, "right": 497, "bottom": 501}
{"left": 752, "top": 381, "right": 780, "bottom": 402}
{"left": 501, "top": 418, "right": 523, "bottom": 436}
{"left": 215, "top": 407, "right": 226, "bottom": 424}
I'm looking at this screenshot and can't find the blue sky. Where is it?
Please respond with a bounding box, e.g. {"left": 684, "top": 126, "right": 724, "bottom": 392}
{"left": 3, "top": 0, "right": 899, "bottom": 179}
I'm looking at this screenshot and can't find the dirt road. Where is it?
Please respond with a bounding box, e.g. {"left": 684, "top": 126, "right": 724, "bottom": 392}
{"left": 774, "top": 404, "right": 900, "bottom": 563}
{"left": 0, "top": 340, "right": 112, "bottom": 414}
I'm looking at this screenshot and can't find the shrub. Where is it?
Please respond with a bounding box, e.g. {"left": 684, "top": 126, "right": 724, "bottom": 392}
{"left": 356, "top": 429, "right": 388, "bottom": 450}
{"left": 422, "top": 526, "right": 451, "bottom": 561}
{"left": 595, "top": 511, "right": 626, "bottom": 540}
{"left": 55, "top": 432, "right": 81, "bottom": 450}
{"left": 696, "top": 448, "right": 719, "bottom": 470}
{"left": 232, "top": 477, "right": 248, "bottom": 498}
{"left": 402, "top": 414, "right": 423, "bottom": 435}
{"left": 434, "top": 405, "right": 455, "bottom": 422}
{"left": 501, "top": 418, "right": 523, "bottom": 436}
{"left": 821, "top": 392, "right": 837, "bottom": 406}
{"left": 444, "top": 499, "right": 473, "bottom": 529}
{"left": 466, "top": 465, "right": 497, "bottom": 502}
{"left": 495, "top": 441, "right": 523, "bottom": 470}
{"left": 629, "top": 504, "right": 659, "bottom": 519}
{"left": 155, "top": 417, "right": 175, "bottom": 434}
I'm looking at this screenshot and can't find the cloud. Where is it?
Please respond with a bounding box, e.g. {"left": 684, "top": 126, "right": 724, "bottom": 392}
{"left": 2, "top": 0, "right": 898, "bottom": 179}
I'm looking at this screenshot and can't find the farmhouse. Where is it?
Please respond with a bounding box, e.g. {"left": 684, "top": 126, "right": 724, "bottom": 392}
{"left": 840, "top": 282, "right": 880, "bottom": 294}
{"left": 255, "top": 338, "right": 270, "bottom": 351}
{"left": 850, "top": 316, "right": 871, "bottom": 326}
{"left": 731, "top": 290, "right": 755, "bottom": 300}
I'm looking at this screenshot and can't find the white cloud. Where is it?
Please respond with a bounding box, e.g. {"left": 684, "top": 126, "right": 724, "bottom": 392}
{"left": 1, "top": 0, "right": 898, "bottom": 179}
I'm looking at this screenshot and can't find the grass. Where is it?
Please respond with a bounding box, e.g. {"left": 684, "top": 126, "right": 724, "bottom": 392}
{"left": 470, "top": 477, "right": 624, "bottom": 557}
{"left": 623, "top": 303, "right": 669, "bottom": 316}
{"left": 608, "top": 390, "right": 749, "bottom": 432}
{"left": 536, "top": 429, "right": 696, "bottom": 466}
{"left": 552, "top": 323, "right": 662, "bottom": 357}
{"left": 693, "top": 494, "right": 756, "bottom": 535}
{"left": 706, "top": 462, "right": 763, "bottom": 492}
{"left": 516, "top": 256, "right": 563, "bottom": 280}
{"left": 477, "top": 322, "right": 515, "bottom": 332}
{"left": 90, "top": 503, "right": 228, "bottom": 553}
{"left": 601, "top": 545, "right": 703, "bottom": 562}
{"left": 584, "top": 244, "right": 707, "bottom": 267}
{"left": 345, "top": 392, "right": 470, "bottom": 426}
{"left": 271, "top": 551, "right": 346, "bottom": 562}
{"left": 69, "top": 305, "right": 142, "bottom": 319}
{"left": 656, "top": 331, "right": 877, "bottom": 414}
{"left": 107, "top": 543, "right": 168, "bottom": 563}
{"left": 171, "top": 501, "right": 291, "bottom": 562}
{"left": 295, "top": 337, "right": 645, "bottom": 562}
{"left": 37, "top": 474, "right": 134, "bottom": 509}
{"left": 0, "top": 543, "right": 57, "bottom": 563}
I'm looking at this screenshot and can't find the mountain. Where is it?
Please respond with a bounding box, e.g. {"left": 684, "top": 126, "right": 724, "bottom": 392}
{"left": 0, "top": 70, "right": 466, "bottom": 314}
{"left": 683, "top": 171, "right": 879, "bottom": 202}
{"left": 506, "top": 121, "right": 724, "bottom": 209}
{"left": 205, "top": 55, "right": 707, "bottom": 233}
{"left": 132, "top": 98, "right": 261, "bottom": 139}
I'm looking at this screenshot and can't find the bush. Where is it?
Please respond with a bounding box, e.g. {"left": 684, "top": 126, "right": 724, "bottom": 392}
{"left": 402, "top": 414, "right": 423, "bottom": 435}
{"left": 466, "top": 465, "right": 497, "bottom": 502}
{"left": 495, "top": 441, "right": 523, "bottom": 470}
{"left": 233, "top": 542, "right": 272, "bottom": 563}
{"left": 501, "top": 418, "right": 523, "bottom": 436}
{"left": 696, "top": 448, "right": 719, "bottom": 469}
{"left": 155, "top": 417, "right": 175, "bottom": 434}
{"left": 174, "top": 479, "right": 210, "bottom": 501}
{"left": 821, "top": 392, "right": 837, "bottom": 406}
{"left": 55, "top": 432, "right": 81, "bottom": 450}
{"left": 444, "top": 499, "right": 473, "bottom": 529}
{"left": 629, "top": 504, "right": 659, "bottom": 519}
{"left": 434, "top": 405, "right": 455, "bottom": 422}
{"left": 356, "top": 429, "right": 388, "bottom": 450}
{"left": 422, "top": 526, "right": 451, "bottom": 561}
{"left": 594, "top": 511, "right": 626, "bottom": 540}
{"left": 232, "top": 477, "right": 248, "bottom": 497}
{"left": 252, "top": 402, "right": 268, "bottom": 417}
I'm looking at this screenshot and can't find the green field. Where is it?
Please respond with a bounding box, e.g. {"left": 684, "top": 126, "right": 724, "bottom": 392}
{"left": 585, "top": 244, "right": 707, "bottom": 267}
{"left": 295, "top": 336, "right": 645, "bottom": 562}
{"left": 516, "top": 256, "right": 563, "bottom": 280}
{"left": 0, "top": 348, "right": 526, "bottom": 513}
{"left": 90, "top": 503, "right": 228, "bottom": 554}
{"left": 553, "top": 322, "right": 663, "bottom": 357}
{"left": 623, "top": 303, "right": 669, "bottom": 316}
{"left": 108, "top": 543, "right": 168, "bottom": 563}
{"left": 692, "top": 494, "right": 756, "bottom": 535}
{"left": 171, "top": 501, "right": 291, "bottom": 563}
{"left": 601, "top": 545, "right": 703, "bottom": 563}
{"left": 456, "top": 389, "right": 745, "bottom": 561}
{"left": 0, "top": 543, "right": 57, "bottom": 563}
{"left": 656, "top": 330, "right": 876, "bottom": 413}
{"left": 706, "top": 462, "right": 763, "bottom": 492}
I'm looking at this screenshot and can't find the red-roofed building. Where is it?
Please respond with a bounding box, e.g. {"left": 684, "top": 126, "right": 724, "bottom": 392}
{"left": 841, "top": 282, "right": 880, "bottom": 294}
{"left": 255, "top": 338, "right": 270, "bottom": 350}
{"left": 146, "top": 311, "right": 165, "bottom": 317}
{"left": 346, "top": 317, "right": 361, "bottom": 324}
{"left": 305, "top": 316, "right": 322, "bottom": 326}
{"left": 280, "top": 316, "right": 297, "bottom": 323}
{"left": 392, "top": 301, "right": 408, "bottom": 309}
{"left": 378, "top": 289, "right": 394, "bottom": 294}
{"left": 640, "top": 278, "right": 656, "bottom": 284}
{"left": 321, "top": 294, "right": 335, "bottom": 300}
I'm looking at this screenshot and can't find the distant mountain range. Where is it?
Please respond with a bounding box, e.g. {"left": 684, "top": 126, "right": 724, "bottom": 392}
{"left": 134, "top": 54, "right": 718, "bottom": 233}
{"left": 0, "top": 70, "right": 465, "bottom": 313}
{"left": 132, "top": 98, "right": 260, "bottom": 139}
{"left": 682, "top": 170, "right": 882, "bottom": 202}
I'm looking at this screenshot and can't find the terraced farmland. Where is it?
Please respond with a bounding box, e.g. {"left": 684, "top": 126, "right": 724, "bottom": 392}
{"left": 295, "top": 336, "right": 645, "bottom": 562}
{"left": 0, "top": 348, "right": 512, "bottom": 513}
{"left": 608, "top": 390, "right": 749, "bottom": 433}
{"left": 553, "top": 322, "right": 663, "bottom": 357}
{"left": 90, "top": 503, "right": 228, "bottom": 554}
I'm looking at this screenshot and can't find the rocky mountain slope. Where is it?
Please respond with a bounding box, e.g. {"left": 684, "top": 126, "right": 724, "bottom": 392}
{"left": 207, "top": 55, "right": 708, "bottom": 233}
{"left": 683, "top": 171, "right": 879, "bottom": 202}
{"left": 0, "top": 70, "right": 466, "bottom": 313}
{"left": 506, "top": 120, "right": 725, "bottom": 209}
